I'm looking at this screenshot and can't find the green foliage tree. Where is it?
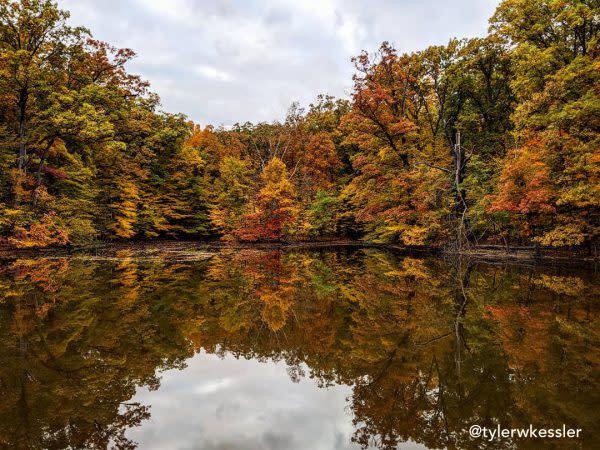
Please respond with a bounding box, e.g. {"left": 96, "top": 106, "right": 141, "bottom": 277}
{"left": 211, "top": 156, "right": 253, "bottom": 239}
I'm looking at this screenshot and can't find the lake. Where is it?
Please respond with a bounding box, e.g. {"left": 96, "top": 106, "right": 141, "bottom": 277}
{"left": 0, "top": 244, "right": 598, "bottom": 449}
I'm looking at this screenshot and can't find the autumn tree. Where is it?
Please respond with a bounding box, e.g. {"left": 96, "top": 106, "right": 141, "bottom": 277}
{"left": 339, "top": 43, "right": 454, "bottom": 245}
{"left": 236, "top": 157, "right": 298, "bottom": 241}
{"left": 489, "top": 0, "right": 600, "bottom": 246}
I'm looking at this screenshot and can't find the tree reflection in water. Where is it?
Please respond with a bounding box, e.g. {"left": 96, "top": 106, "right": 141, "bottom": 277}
{"left": 0, "top": 246, "right": 598, "bottom": 449}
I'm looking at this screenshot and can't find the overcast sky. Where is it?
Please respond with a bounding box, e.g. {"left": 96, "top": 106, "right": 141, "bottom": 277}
{"left": 60, "top": 0, "right": 499, "bottom": 127}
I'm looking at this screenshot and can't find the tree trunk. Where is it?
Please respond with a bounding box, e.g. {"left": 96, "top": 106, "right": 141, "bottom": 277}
{"left": 14, "top": 87, "right": 28, "bottom": 207}
{"left": 452, "top": 131, "right": 469, "bottom": 248}
{"left": 32, "top": 151, "right": 48, "bottom": 207}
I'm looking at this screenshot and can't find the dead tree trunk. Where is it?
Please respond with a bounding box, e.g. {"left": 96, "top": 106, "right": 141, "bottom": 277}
{"left": 452, "top": 131, "right": 469, "bottom": 249}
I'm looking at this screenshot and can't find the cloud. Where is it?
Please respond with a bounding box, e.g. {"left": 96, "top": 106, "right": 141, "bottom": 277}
{"left": 126, "top": 351, "right": 363, "bottom": 450}
{"left": 60, "top": 0, "right": 499, "bottom": 126}
{"left": 194, "top": 65, "right": 235, "bottom": 82}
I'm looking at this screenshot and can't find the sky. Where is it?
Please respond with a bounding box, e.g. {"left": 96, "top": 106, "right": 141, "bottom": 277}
{"left": 60, "top": 0, "right": 500, "bottom": 127}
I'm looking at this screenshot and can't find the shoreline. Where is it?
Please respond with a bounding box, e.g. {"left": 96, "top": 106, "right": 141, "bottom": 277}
{"left": 0, "top": 239, "right": 597, "bottom": 264}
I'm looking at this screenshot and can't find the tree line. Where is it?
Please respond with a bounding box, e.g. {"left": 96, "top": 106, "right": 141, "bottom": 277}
{"left": 0, "top": 0, "right": 598, "bottom": 249}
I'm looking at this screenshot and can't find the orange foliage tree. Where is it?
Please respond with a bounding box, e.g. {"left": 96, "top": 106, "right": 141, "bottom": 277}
{"left": 236, "top": 158, "right": 298, "bottom": 242}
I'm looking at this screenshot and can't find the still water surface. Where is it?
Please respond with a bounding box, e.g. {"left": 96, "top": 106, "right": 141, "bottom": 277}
{"left": 0, "top": 244, "right": 598, "bottom": 449}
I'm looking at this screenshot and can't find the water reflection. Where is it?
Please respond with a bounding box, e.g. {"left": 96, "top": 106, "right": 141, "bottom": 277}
{"left": 0, "top": 246, "right": 598, "bottom": 449}
{"left": 126, "top": 351, "right": 366, "bottom": 450}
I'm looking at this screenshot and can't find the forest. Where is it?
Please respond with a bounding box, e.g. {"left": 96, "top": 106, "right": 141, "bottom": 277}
{"left": 0, "top": 0, "right": 598, "bottom": 249}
